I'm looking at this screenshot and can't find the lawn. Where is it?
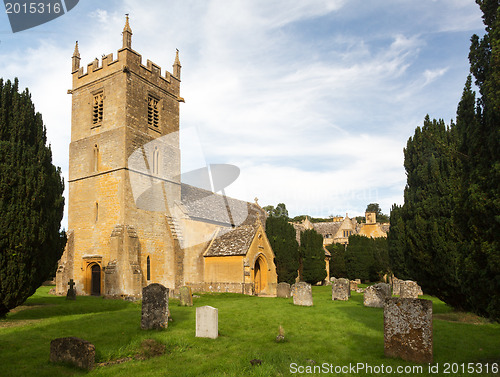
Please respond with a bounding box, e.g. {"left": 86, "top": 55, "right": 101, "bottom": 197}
{"left": 0, "top": 286, "right": 499, "bottom": 377}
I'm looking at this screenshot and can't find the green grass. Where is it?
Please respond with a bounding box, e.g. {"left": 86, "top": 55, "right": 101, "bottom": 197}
{"left": 1, "top": 286, "right": 499, "bottom": 377}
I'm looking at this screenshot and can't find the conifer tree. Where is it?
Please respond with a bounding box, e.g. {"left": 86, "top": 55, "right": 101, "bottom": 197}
{"left": 265, "top": 207, "right": 299, "bottom": 284}
{"left": 0, "top": 78, "right": 65, "bottom": 317}
{"left": 300, "top": 229, "right": 326, "bottom": 284}
{"left": 326, "top": 243, "right": 347, "bottom": 278}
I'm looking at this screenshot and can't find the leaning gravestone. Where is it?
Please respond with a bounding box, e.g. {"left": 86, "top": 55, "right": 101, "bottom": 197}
{"left": 292, "top": 282, "right": 313, "bottom": 306}
{"left": 141, "top": 283, "right": 169, "bottom": 330}
{"left": 196, "top": 306, "right": 218, "bottom": 339}
{"left": 364, "top": 283, "right": 391, "bottom": 308}
{"left": 277, "top": 282, "right": 291, "bottom": 298}
{"left": 331, "top": 278, "right": 349, "bottom": 301}
{"left": 400, "top": 280, "right": 422, "bottom": 298}
{"left": 66, "top": 279, "right": 76, "bottom": 300}
{"left": 384, "top": 298, "right": 433, "bottom": 363}
{"left": 50, "top": 337, "right": 95, "bottom": 370}
{"left": 179, "top": 286, "right": 193, "bottom": 307}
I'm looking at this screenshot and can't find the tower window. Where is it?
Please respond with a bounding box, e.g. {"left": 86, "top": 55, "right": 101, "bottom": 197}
{"left": 148, "top": 96, "right": 159, "bottom": 127}
{"left": 95, "top": 202, "right": 99, "bottom": 223}
{"left": 93, "top": 144, "right": 99, "bottom": 172}
{"left": 152, "top": 146, "right": 160, "bottom": 176}
{"left": 92, "top": 93, "right": 103, "bottom": 124}
{"left": 147, "top": 256, "right": 151, "bottom": 280}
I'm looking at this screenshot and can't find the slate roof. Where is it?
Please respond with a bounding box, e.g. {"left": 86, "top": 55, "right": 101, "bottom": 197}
{"left": 181, "top": 183, "right": 265, "bottom": 227}
{"left": 204, "top": 224, "right": 258, "bottom": 257}
{"left": 312, "top": 222, "right": 342, "bottom": 237}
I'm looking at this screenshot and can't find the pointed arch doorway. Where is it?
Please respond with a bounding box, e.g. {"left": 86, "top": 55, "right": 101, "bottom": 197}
{"left": 253, "top": 255, "right": 268, "bottom": 295}
{"left": 91, "top": 264, "right": 101, "bottom": 296}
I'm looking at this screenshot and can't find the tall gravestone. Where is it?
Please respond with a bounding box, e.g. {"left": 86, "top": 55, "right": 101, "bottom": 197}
{"left": 179, "top": 286, "right": 193, "bottom": 306}
{"left": 384, "top": 298, "right": 433, "bottom": 363}
{"left": 292, "top": 282, "right": 313, "bottom": 306}
{"left": 66, "top": 279, "right": 76, "bottom": 300}
{"left": 364, "top": 283, "right": 391, "bottom": 308}
{"left": 141, "top": 283, "right": 169, "bottom": 330}
{"left": 331, "top": 278, "right": 349, "bottom": 301}
{"left": 50, "top": 337, "right": 95, "bottom": 370}
{"left": 392, "top": 277, "right": 401, "bottom": 296}
{"left": 196, "top": 306, "right": 218, "bottom": 339}
{"left": 277, "top": 282, "right": 291, "bottom": 298}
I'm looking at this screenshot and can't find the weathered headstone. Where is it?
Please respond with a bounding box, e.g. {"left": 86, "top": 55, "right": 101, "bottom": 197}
{"left": 179, "top": 286, "right": 193, "bottom": 307}
{"left": 66, "top": 279, "right": 76, "bottom": 300}
{"left": 50, "top": 337, "right": 95, "bottom": 370}
{"left": 196, "top": 306, "right": 218, "bottom": 339}
{"left": 392, "top": 277, "right": 401, "bottom": 296}
{"left": 354, "top": 279, "right": 361, "bottom": 284}
{"left": 331, "top": 278, "right": 349, "bottom": 301}
{"left": 141, "top": 283, "right": 169, "bottom": 330}
{"left": 276, "top": 282, "right": 291, "bottom": 298}
{"left": 363, "top": 283, "right": 391, "bottom": 308}
{"left": 349, "top": 280, "right": 358, "bottom": 291}
{"left": 384, "top": 298, "right": 433, "bottom": 363}
{"left": 400, "top": 280, "right": 422, "bottom": 298}
{"left": 292, "top": 282, "right": 313, "bottom": 306}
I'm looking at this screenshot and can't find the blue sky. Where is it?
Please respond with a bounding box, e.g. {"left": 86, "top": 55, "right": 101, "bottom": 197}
{"left": 0, "top": 0, "right": 485, "bottom": 227}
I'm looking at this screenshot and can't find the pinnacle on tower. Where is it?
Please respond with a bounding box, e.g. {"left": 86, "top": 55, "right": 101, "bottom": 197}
{"left": 122, "top": 14, "right": 132, "bottom": 49}
{"left": 173, "top": 48, "right": 182, "bottom": 79}
{"left": 72, "top": 40, "right": 81, "bottom": 72}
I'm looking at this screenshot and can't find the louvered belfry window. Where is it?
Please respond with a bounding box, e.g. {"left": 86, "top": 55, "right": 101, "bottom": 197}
{"left": 92, "top": 93, "right": 103, "bottom": 124}
{"left": 148, "top": 96, "right": 159, "bottom": 127}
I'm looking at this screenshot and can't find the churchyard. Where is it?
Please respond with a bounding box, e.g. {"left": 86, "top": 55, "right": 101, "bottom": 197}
{"left": 1, "top": 285, "right": 499, "bottom": 377}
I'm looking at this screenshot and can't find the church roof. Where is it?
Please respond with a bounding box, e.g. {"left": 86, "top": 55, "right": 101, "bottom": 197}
{"left": 312, "top": 222, "right": 342, "bottom": 236}
{"left": 204, "top": 224, "right": 258, "bottom": 257}
{"left": 181, "top": 184, "right": 264, "bottom": 226}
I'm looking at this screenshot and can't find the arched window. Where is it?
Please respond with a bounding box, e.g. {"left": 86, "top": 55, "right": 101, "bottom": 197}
{"left": 152, "top": 147, "right": 160, "bottom": 176}
{"left": 147, "top": 256, "right": 151, "bottom": 281}
{"left": 93, "top": 144, "right": 99, "bottom": 172}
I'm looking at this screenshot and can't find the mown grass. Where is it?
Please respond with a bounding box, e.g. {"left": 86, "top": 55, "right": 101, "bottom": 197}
{"left": 0, "top": 286, "right": 499, "bottom": 377}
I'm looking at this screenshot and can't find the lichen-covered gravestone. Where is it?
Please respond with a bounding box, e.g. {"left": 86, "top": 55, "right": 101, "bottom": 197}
{"left": 331, "top": 278, "right": 349, "bottom": 301}
{"left": 349, "top": 280, "right": 358, "bottom": 291}
{"left": 141, "top": 283, "right": 169, "bottom": 330}
{"left": 196, "top": 306, "right": 218, "bottom": 339}
{"left": 384, "top": 298, "right": 433, "bottom": 363}
{"left": 400, "top": 280, "right": 422, "bottom": 298}
{"left": 364, "top": 283, "right": 391, "bottom": 308}
{"left": 179, "top": 286, "right": 193, "bottom": 306}
{"left": 50, "top": 337, "right": 95, "bottom": 370}
{"left": 292, "top": 282, "right": 313, "bottom": 306}
{"left": 277, "top": 282, "right": 291, "bottom": 298}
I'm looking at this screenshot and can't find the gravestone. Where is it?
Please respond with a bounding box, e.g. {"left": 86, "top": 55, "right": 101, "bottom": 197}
{"left": 354, "top": 279, "right": 361, "bottom": 284}
{"left": 392, "top": 278, "right": 401, "bottom": 296}
{"left": 292, "top": 282, "right": 313, "bottom": 306}
{"left": 363, "top": 283, "right": 391, "bottom": 308}
{"left": 179, "top": 286, "right": 193, "bottom": 307}
{"left": 50, "top": 337, "right": 95, "bottom": 370}
{"left": 66, "top": 279, "right": 76, "bottom": 300}
{"left": 349, "top": 280, "right": 358, "bottom": 291}
{"left": 384, "top": 298, "right": 433, "bottom": 363}
{"left": 400, "top": 280, "right": 422, "bottom": 298}
{"left": 196, "top": 306, "right": 218, "bottom": 339}
{"left": 331, "top": 278, "right": 349, "bottom": 301}
{"left": 141, "top": 283, "right": 169, "bottom": 330}
{"left": 276, "top": 282, "right": 291, "bottom": 298}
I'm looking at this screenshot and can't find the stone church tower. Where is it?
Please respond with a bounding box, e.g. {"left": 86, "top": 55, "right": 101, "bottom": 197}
{"left": 56, "top": 16, "right": 185, "bottom": 297}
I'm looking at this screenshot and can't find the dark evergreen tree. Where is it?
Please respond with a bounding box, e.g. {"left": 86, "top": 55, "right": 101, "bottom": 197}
{"left": 300, "top": 229, "right": 326, "bottom": 284}
{"left": 0, "top": 78, "right": 65, "bottom": 317}
{"left": 387, "top": 204, "right": 410, "bottom": 279}
{"left": 265, "top": 213, "right": 299, "bottom": 284}
{"left": 326, "top": 243, "right": 347, "bottom": 278}
{"left": 455, "top": 0, "right": 500, "bottom": 319}
{"left": 345, "top": 235, "right": 390, "bottom": 282}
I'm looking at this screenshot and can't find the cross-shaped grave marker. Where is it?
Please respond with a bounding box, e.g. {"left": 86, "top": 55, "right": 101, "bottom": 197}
{"left": 66, "top": 279, "right": 76, "bottom": 300}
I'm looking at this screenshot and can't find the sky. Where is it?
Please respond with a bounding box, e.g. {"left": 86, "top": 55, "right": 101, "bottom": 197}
{"left": 0, "top": 0, "right": 486, "bottom": 228}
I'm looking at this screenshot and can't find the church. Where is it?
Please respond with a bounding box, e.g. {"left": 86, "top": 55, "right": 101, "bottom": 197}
{"left": 55, "top": 17, "right": 278, "bottom": 298}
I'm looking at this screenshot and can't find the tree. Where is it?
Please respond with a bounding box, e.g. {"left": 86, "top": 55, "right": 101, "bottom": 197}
{"left": 326, "top": 243, "right": 347, "bottom": 278}
{"left": 265, "top": 212, "right": 299, "bottom": 284}
{"left": 366, "top": 203, "right": 381, "bottom": 216}
{"left": 300, "top": 229, "right": 326, "bottom": 284}
{"left": 0, "top": 78, "right": 65, "bottom": 317}
{"left": 345, "top": 235, "right": 389, "bottom": 282}
{"left": 263, "top": 203, "right": 289, "bottom": 219}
